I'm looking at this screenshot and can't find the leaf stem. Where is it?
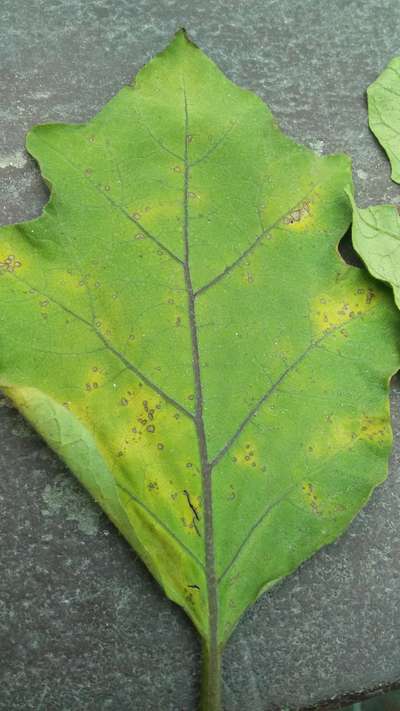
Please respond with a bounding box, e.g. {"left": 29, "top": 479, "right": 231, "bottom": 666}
{"left": 200, "top": 638, "right": 223, "bottom": 711}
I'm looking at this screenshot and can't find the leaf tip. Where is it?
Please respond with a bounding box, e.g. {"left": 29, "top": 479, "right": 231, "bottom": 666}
{"left": 174, "top": 26, "right": 194, "bottom": 41}
{"left": 169, "top": 27, "right": 199, "bottom": 51}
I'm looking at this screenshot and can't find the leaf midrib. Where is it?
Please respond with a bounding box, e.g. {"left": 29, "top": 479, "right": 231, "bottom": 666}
{"left": 179, "top": 83, "right": 219, "bottom": 654}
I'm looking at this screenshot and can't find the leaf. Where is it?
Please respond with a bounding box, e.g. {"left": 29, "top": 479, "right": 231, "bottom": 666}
{"left": 368, "top": 56, "right": 400, "bottom": 183}
{"left": 351, "top": 57, "right": 400, "bottom": 309}
{"left": 1, "top": 30, "right": 399, "bottom": 709}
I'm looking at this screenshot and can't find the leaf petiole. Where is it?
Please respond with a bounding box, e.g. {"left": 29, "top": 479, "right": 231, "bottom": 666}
{"left": 200, "top": 639, "right": 223, "bottom": 711}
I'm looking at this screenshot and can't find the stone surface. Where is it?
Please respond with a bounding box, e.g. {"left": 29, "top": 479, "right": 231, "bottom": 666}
{"left": 1, "top": 1, "right": 400, "bottom": 709}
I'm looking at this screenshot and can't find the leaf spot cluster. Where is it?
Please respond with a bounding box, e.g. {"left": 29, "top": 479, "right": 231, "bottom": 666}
{"left": 0, "top": 255, "right": 22, "bottom": 274}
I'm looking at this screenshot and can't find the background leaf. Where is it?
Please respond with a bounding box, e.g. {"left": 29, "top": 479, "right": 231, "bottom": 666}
{"left": 1, "top": 31, "right": 399, "bottom": 708}
{"left": 368, "top": 57, "right": 400, "bottom": 184}
{"left": 351, "top": 57, "right": 400, "bottom": 310}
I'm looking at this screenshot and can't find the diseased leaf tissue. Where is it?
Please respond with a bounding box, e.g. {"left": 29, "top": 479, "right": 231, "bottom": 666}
{"left": 1, "top": 30, "right": 399, "bottom": 708}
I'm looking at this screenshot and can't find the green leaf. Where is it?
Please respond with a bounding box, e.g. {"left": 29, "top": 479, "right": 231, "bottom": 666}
{"left": 368, "top": 57, "right": 400, "bottom": 183}
{"left": 350, "top": 194, "right": 400, "bottom": 309}
{"left": 1, "top": 30, "right": 399, "bottom": 708}
{"left": 351, "top": 57, "right": 400, "bottom": 310}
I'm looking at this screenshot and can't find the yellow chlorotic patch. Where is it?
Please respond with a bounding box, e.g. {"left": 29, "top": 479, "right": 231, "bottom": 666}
{"left": 311, "top": 286, "right": 377, "bottom": 335}
{"left": 232, "top": 441, "right": 263, "bottom": 471}
{"left": 180, "top": 491, "right": 202, "bottom": 537}
{"left": 51, "top": 268, "right": 88, "bottom": 293}
{"left": 301, "top": 481, "right": 321, "bottom": 515}
{"left": 67, "top": 377, "right": 153, "bottom": 445}
{"left": 112, "top": 392, "right": 167, "bottom": 460}
{"left": 308, "top": 412, "right": 390, "bottom": 459}
{"left": 282, "top": 201, "right": 311, "bottom": 229}
{"left": 83, "top": 363, "right": 109, "bottom": 393}
{"left": 133, "top": 199, "right": 182, "bottom": 230}
{"left": 76, "top": 381, "right": 202, "bottom": 537}
{"left": 93, "top": 316, "right": 114, "bottom": 339}
{"left": 299, "top": 481, "right": 344, "bottom": 518}
{"left": 143, "top": 479, "right": 203, "bottom": 537}
{"left": 120, "top": 489, "right": 205, "bottom": 623}
{"left": 358, "top": 415, "right": 391, "bottom": 444}
{"left": 0, "top": 254, "right": 23, "bottom": 274}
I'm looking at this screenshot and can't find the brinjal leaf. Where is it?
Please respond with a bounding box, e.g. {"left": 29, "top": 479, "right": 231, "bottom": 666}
{"left": 351, "top": 57, "right": 400, "bottom": 310}
{"left": 1, "top": 31, "right": 399, "bottom": 709}
{"left": 368, "top": 56, "right": 400, "bottom": 184}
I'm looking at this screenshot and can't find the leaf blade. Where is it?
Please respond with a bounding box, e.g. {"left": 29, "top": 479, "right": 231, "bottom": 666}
{"left": 1, "top": 30, "right": 399, "bottom": 654}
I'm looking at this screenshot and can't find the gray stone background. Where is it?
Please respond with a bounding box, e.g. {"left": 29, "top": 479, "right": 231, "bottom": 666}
{"left": 1, "top": 1, "right": 400, "bottom": 709}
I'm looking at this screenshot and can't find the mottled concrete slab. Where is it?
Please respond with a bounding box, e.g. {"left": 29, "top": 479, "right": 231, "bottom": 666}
{"left": 1, "top": 1, "right": 400, "bottom": 709}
